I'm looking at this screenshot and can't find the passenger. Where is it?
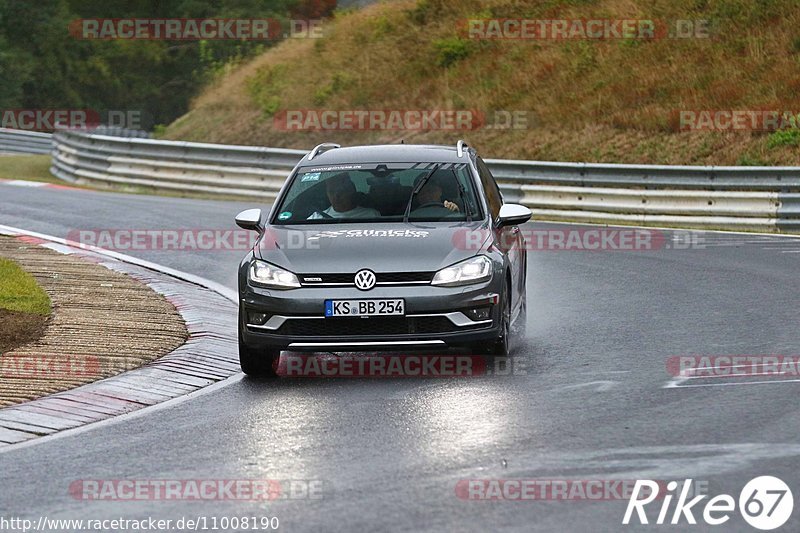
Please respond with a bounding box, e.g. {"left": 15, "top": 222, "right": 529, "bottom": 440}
{"left": 308, "top": 173, "right": 381, "bottom": 219}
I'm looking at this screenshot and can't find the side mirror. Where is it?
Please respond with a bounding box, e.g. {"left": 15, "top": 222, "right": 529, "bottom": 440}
{"left": 496, "top": 203, "right": 532, "bottom": 228}
{"left": 235, "top": 208, "right": 263, "bottom": 232}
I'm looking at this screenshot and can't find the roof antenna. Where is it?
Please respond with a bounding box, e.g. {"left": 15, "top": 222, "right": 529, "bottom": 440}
{"left": 400, "top": 139, "right": 404, "bottom": 144}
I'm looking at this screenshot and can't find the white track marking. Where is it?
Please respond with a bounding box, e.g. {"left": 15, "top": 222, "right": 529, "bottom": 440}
{"left": 664, "top": 361, "right": 800, "bottom": 389}
{"left": 669, "top": 379, "right": 800, "bottom": 388}
{"left": 4, "top": 180, "right": 47, "bottom": 187}
{"left": 554, "top": 380, "right": 618, "bottom": 392}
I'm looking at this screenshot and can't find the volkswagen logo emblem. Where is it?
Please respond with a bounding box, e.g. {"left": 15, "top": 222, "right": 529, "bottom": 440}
{"left": 354, "top": 269, "right": 377, "bottom": 291}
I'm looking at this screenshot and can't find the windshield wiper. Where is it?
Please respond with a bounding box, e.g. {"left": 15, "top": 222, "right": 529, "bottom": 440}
{"left": 402, "top": 164, "right": 440, "bottom": 223}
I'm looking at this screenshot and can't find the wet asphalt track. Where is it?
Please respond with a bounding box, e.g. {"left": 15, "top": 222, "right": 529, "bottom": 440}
{"left": 1, "top": 183, "right": 800, "bottom": 532}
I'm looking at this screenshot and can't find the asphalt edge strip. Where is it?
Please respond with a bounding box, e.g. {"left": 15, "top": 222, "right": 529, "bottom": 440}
{"left": 0, "top": 225, "right": 241, "bottom": 451}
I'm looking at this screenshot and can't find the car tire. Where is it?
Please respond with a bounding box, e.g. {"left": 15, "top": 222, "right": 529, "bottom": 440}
{"left": 490, "top": 288, "right": 512, "bottom": 356}
{"left": 238, "top": 322, "right": 280, "bottom": 377}
{"left": 470, "top": 285, "right": 511, "bottom": 358}
{"left": 511, "top": 289, "right": 527, "bottom": 339}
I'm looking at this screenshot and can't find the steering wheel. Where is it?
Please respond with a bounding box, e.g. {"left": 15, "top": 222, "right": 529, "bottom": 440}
{"left": 415, "top": 202, "right": 450, "bottom": 210}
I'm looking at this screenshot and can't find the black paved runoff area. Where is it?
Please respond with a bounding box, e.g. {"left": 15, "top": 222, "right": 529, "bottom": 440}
{"left": 1, "top": 182, "right": 800, "bottom": 532}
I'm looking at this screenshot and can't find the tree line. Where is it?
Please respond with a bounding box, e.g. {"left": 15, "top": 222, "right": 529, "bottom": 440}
{"left": 0, "top": 0, "right": 336, "bottom": 130}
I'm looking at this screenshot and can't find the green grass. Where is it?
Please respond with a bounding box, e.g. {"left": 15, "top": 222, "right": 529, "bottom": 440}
{"left": 766, "top": 128, "right": 800, "bottom": 149}
{"left": 737, "top": 153, "right": 768, "bottom": 166}
{"left": 0, "top": 155, "right": 56, "bottom": 183}
{"left": 432, "top": 36, "right": 474, "bottom": 67}
{"left": 0, "top": 258, "right": 51, "bottom": 316}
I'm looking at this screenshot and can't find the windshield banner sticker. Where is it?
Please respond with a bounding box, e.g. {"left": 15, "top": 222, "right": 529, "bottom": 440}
{"left": 307, "top": 229, "right": 430, "bottom": 241}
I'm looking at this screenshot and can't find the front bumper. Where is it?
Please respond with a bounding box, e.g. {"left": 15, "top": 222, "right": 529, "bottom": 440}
{"left": 240, "top": 280, "right": 503, "bottom": 351}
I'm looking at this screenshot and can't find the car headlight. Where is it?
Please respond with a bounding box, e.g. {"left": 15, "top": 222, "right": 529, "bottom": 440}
{"left": 249, "top": 260, "right": 301, "bottom": 289}
{"left": 431, "top": 256, "right": 492, "bottom": 287}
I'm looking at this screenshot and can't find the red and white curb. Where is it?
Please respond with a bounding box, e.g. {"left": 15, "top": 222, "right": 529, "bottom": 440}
{"left": 0, "top": 225, "right": 240, "bottom": 448}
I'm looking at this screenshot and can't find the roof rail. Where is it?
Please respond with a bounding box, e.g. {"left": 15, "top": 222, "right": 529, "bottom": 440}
{"left": 456, "top": 140, "right": 468, "bottom": 158}
{"left": 308, "top": 143, "right": 341, "bottom": 160}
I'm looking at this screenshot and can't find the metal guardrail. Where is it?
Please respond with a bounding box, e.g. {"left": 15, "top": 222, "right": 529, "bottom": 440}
{"left": 486, "top": 160, "right": 797, "bottom": 232}
{"left": 0, "top": 128, "right": 53, "bottom": 155}
{"left": 35, "top": 127, "right": 800, "bottom": 233}
{"left": 50, "top": 129, "right": 305, "bottom": 199}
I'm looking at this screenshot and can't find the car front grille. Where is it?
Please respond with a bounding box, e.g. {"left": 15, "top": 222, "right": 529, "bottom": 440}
{"left": 299, "top": 272, "right": 433, "bottom": 287}
{"left": 276, "top": 316, "right": 479, "bottom": 336}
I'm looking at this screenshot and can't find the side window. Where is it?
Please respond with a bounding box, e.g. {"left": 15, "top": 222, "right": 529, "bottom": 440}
{"left": 476, "top": 158, "right": 502, "bottom": 219}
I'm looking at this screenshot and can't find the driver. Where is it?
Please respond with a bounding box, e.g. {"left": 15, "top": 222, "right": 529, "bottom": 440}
{"left": 413, "top": 173, "right": 460, "bottom": 212}
{"left": 308, "top": 173, "right": 381, "bottom": 219}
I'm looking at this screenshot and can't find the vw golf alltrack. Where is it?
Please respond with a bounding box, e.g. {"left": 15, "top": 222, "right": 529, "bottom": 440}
{"left": 235, "top": 141, "right": 531, "bottom": 376}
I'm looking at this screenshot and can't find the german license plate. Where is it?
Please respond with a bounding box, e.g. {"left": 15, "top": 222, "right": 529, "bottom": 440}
{"left": 325, "top": 299, "right": 405, "bottom": 317}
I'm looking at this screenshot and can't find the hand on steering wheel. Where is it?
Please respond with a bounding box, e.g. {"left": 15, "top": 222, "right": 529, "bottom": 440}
{"left": 415, "top": 201, "right": 460, "bottom": 212}
{"left": 443, "top": 200, "right": 460, "bottom": 212}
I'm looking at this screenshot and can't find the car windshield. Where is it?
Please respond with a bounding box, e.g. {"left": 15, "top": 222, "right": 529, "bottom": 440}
{"left": 271, "top": 163, "right": 482, "bottom": 224}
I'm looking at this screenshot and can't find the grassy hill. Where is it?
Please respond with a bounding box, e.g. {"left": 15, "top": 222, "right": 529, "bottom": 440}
{"left": 163, "top": 0, "right": 800, "bottom": 165}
